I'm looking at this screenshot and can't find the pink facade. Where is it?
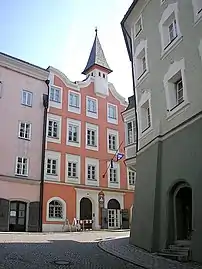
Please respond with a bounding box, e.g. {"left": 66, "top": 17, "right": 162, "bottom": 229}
{"left": 0, "top": 53, "right": 49, "bottom": 232}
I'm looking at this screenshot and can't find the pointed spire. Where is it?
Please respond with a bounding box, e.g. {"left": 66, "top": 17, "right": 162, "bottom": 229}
{"left": 82, "top": 29, "right": 112, "bottom": 75}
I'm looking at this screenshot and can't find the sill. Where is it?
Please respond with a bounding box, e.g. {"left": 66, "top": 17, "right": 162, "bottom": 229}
{"left": 15, "top": 174, "right": 28, "bottom": 178}
{"left": 46, "top": 173, "right": 58, "bottom": 176}
{"left": 68, "top": 140, "right": 79, "bottom": 143}
{"left": 18, "top": 136, "right": 31, "bottom": 141}
{"left": 48, "top": 136, "right": 59, "bottom": 139}
{"left": 50, "top": 100, "right": 61, "bottom": 104}
{"left": 69, "top": 105, "right": 80, "bottom": 109}
{"left": 161, "top": 35, "right": 183, "bottom": 60}
{"left": 142, "top": 125, "right": 151, "bottom": 134}
{"left": 193, "top": 12, "right": 202, "bottom": 27}
{"left": 21, "top": 103, "right": 32, "bottom": 108}
{"left": 135, "top": 29, "right": 142, "bottom": 38}
{"left": 166, "top": 101, "right": 190, "bottom": 121}
{"left": 47, "top": 218, "right": 64, "bottom": 222}
{"left": 87, "top": 110, "right": 97, "bottom": 114}
{"left": 140, "top": 126, "right": 153, "bottom": 138}
{"left": 136, "top": 70, "right": 149, "bottom": 87}
{"left": 87, "top": 144, "right": 97, "bottom": 147}
{"left": 68, "top": 176, "right": 78, "bottom": 179}
{"left": 87, "top": 179, "right": 97, "bottom": 181}
{"left": 108, "top": 116, "right": 117, "bottom": 120}
{"left": 170, "top": 100, "right": 184, "bottom": 112}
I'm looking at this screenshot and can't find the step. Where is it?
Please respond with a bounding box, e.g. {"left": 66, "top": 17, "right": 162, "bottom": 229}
{"left": 163, "top": 248, "right": 189, "bottom": 256}
{"left": 174, "top": 240, "right": 191, "bottom": 247}
{"left": 169, "top": 245, "right": 190, "bottom": 252}
{"left": 158, "top": 252, "right": 189, "bottom": 262}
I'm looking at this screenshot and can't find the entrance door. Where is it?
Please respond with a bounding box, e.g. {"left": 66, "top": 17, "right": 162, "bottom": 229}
{"left": 108, "top": 209, "right": 120, "bottom": 228}
{"left": 9, "top": 201, "right": 27, "bottom": 232}
{"left": 80, "top": 198, "right": 92, "bottom": 220}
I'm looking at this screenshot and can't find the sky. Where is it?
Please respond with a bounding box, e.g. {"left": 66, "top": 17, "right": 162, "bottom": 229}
{"left": 0, "top": 0, "right": 133, "bottom": 99}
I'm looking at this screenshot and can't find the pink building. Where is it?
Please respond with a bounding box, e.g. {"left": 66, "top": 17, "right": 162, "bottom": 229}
{"left": 0, "top": 53, "right": 49, "bottom": 232}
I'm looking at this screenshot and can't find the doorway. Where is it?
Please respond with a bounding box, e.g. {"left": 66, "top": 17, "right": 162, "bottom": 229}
{"left": 9, "top": 201, "right": 27, "bottom": 232}
{"left": 174, "top": 186, "right": 192, "bottom": 241}
{"left": 107, "top": 199, "right": 121, "bottom": 229}
{"left": 80, "top": 198, "right": 92, "bottom": 220}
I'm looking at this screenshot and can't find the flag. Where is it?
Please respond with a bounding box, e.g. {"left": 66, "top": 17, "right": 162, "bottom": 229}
{"left": 117, "top": 152, "right": 124, "bottom": 161}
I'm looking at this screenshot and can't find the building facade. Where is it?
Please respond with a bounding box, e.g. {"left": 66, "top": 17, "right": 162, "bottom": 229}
{"left": 0, "top": 53, "right": 49, "bottom": 232}
{"left": 121, "top": 0, "right": 202, "bottom": 263}
{"left": 42, "top": 31, "right": 134, "bottom": 232}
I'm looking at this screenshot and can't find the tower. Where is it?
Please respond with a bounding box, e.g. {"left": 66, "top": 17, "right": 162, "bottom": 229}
{"left": 82, "top": 28, "right": 112, "bottom": 96}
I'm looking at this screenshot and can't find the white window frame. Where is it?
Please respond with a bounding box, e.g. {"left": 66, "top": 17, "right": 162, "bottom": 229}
{"left": 126, "top": 120, "right": 135, "bottom": 145}
{"left": 66, "top": 119, "right": 81, "bottom": 147}
{"left": 108, "top": 161, "right": 120, "bottom": 189}
{"left": 46, "top": 197, "right": 66, "bottom": 222}
{"left": 46, "top": 158, "right": 58, "bottom": 176}
{"left": 86, "top": 123, "right": 99, "bottom": 151}
{"left": 18, "top": 122, "right": 31, "bottom": 140}
{"left": 107, "top": 103, "right": 118, "bottom": 124}
{"left": 68, "top": 90, "right": 81, "bottom": 114}
{"left": 134, "top": 39, "right": 149, "bottom": 85}
{"left": 107, "top": 129, "right": 119, "bottom": 154}
{"left": 128, "top": 169, "right": 136, "bottom": 189}
{"left": 159, "top": 3, "right": 182, "bottom": 58}
{"left": 47, "top": 114, "right": 61, "bottom": 144}
{"left": 163, "top": 58, "right": 188, "bottom": 119}
{"left": 85, "top": 158, "right": 99, "bottom": 186}
{"left": 50, "top": 86, "right": 61, "bottom": 103}
{"left": 134, "top": 15, "right": 143, "bottom": 38}
{"left": 140, "top": 100, "right": 151, "bottom": 133}
{"left": 192, "top": 0, "right": 202, "bottom": 24}
{"left": 15, "top": 156, "right": 29, "bottom": 177}
{"left": 21, "top": 90, "right": 33, "bottom": 107}
{"left": 137, "top": 90, "right": 152, "bottom": 138}
{"left": 86, "top": 96, "right": 98, "bottom": 119}
{"left": 49, "top": 85, "right": 63, "bottom": 109}
{"left": 44, "top": 151, "right": 61, "bottom": 181}
{"left": 66, "top": 154, "right": 80, "bottom": 184}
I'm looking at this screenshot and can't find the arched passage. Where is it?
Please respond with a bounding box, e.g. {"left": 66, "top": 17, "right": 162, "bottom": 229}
{"left": 80, "top": 197, "right": 92, "bottom": 220}
{"left": 168, "top": 182, "right": 192, "bottom": 244}
{"left": 107, "top": 199, "right": 121, "bottom": 229}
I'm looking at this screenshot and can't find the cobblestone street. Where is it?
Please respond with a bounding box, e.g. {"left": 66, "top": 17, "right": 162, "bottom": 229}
{"left": 0, "top": 231, "right": 136, "bottom": 269}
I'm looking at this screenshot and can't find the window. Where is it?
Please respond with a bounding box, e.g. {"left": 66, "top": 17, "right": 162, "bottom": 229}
{"left": 135, "top": 17, "right": 143, "bottom": 37}
{"left": 87, "top": 98, "right": 97, "bottom": 113}
{"left": 128, "top": 170, "right": 136, "bottom": 185}
{"left": 141, "top": 100, "right": 151, "bottom": 132}
{"left": 109, "top": 134, "right": 117, "bottom": 150}
{"left": 68, "top": 162, "right": 77, "bottom": 178}
{"left": 21, "top": 90, "right": 32, "bottom": 107}
{"left": 137, "top": 48, "right": 147, "bottom": 79}
{"left": 175, "top": 79, "right": 183, "bottom": 106}
{"left": 47, "top": 158, "right": 57, "bottom": 175}
{"left": 69, "top": 92, "right": 79, "bottom": 108}
{"left": 87, "top": 165, "right": 96, "bottom": 181}
{"left": 127, "top": 121, "right": 135, "bottom": 145}
{"left": 192, "top": 0, "right": 202, "bottom": 20}
{"left": 103, "top": 73, "right": 106, "bottom": 78}
{"left": 110, "top": 168, "right": 118, "bottom": 183}
{"left": 108, "top": 104, "right": 117, "bottom": 119}
{"left": 68, "top": 124, "right": 78, "bottom": 142}
{"left": 196, "top": 0, "right": 202, "bottom": 14}
{"left": 15, "top": 157, "right": 28, "bottom": 176}
{"left": 99, "top": 72, "right": 101, "bottom": 77}
{"left": 49, "top": 200, "right": 63, "bottom": 219}
{"left": 50, "top": 86, "right": 61, "bottom": 103}
{"left": 87, "top": 129, "right": 96, "bottom": 146}
{"left": 18, "top": 122, "right": 31, "bottom": 140}
{"left": 159, "top": 3, "right": 182, "bottom": 55}
{"left": 48, "top": 120, "right": 59, "bottom": 138}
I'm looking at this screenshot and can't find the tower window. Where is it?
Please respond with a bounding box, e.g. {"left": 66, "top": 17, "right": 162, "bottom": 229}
{"left": 103, "top": 74, "right": 106, "bottom": 78}
{"left": 99, "top": 72, "right": 101, "bottom": 77}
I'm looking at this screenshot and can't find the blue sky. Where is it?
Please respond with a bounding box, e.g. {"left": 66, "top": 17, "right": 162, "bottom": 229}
{"left": 0, "top": 0, "right": 133, "bottom": 99}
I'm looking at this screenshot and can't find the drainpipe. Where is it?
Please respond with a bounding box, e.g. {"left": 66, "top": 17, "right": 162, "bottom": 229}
{"left": 121, "top": 26, "right": 139, "bottom": 153}
{"left": 39, "top": 79, "right": 49, "bottom": 232}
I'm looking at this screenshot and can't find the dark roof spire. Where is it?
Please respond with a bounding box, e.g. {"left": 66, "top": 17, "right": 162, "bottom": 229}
{"left": 82, "top": 29, "right": 112, "bottom": 75}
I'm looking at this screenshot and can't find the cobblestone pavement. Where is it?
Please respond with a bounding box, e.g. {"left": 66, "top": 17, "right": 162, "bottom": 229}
{"left": 0, "top": 231, "right": 138, "bottom": 269}
{"left": 98, "top": 237, "right": 202, "bottom": 269}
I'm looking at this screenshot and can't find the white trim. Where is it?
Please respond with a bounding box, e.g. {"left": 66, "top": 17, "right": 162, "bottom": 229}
{"left": 159, "top": 3, "right": 182, "bottom": 58}
{"left": 85, "top": 122, "right": 99, "bottom": 151}
{"left": 192, "top": 0, "right": 202, "bottom": 24}
{"left": 44, "top": 151, "right": 61, "bottom": 182}
{"left": 65, "top": 154, "right": 80, "bottom": 184}
{"left": 46, "top": 197, "right": 66, "bottom": 222}
{"left": 108, "top": 83, "right": 127, "bottom": 106}
{"left": 107, "top": 161, "right": 120, "bottom": 189}
{"left": 127, "top": 168, "right": 136, "bottom": 190}
{"left": 18, "top": 121, "right": 32, "bottom": 140}
{"left": 107, "top": 103, "right": 118, "bottom": 125}
{"left": 47, "top": 114, "right": 62, "bottom": 144}
{"left": 107, "top": 128, "right": 119, "bottom": 154}
{"left": 15, "top": 156, "right": 29, "bottom": 177}
{"left": 49, "top": 85, "right": 63, "bottom": 109}
{"left": 85, "top": 157, "right": 99, "bottom": 187}
{"left": 86, "top": 96, "right": 98, "bottom": 119}
{"left": 68, "top": 90, "right": 81, "bottom": 114}
{"left": 104, "top": 191, "right": 124, "bottom": 210}
{"left": 134, "top": 14, "right": 143, "bottom": 38}
{"left": 66, "top": 118, "right": 81, "bottom": 147}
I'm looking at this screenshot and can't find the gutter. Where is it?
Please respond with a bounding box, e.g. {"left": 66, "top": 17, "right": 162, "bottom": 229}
{"left": 39, "top": 79, "right": 49, "bottom": 232}
{"left": 121, "top": 21, "right": 139, "bottom": 153}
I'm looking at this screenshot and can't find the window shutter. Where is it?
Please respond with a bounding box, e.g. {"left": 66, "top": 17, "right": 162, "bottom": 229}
{"left": 28, "top": 202, "right": 40, "bottom": 232}
{"left": 0, "top": 198, "right": 9, "bottom": 231}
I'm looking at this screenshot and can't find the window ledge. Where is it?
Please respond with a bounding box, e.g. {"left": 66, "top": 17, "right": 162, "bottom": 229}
{"left": 18, "top": 136, "right": 31, "bottom": 141}
{"left": 166, "top": 101, "right": 190, "bottom": 121}
{"left": 135, "top": 29, "right": 142, "bottom": 39}
{"left": 161, "top": 35, "right": 183, "bottom": 60}
{"left": 50, "top": 100, "right": 61, "bottom": 104}
{"left": 47, "top": 217, "right": 65, "bottom": 222}
{"left": 15, "top": 174, "right": 28, "bottom": 178}
{"left": 140, "top": 126, "right": 153, "bottom": 139}
{"left": 193, "top": 12, "right": 202, "bottom": 27}
{"left": 136, "top": 70, "right": 149, "bottom": 87}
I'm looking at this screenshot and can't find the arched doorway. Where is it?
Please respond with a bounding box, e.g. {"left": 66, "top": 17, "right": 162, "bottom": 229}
{"left": 168, "top": 182, "right": 192, "bottom": 244}
{"left": 107, "top": 199, "right": 121, "bottom": 229}
{"left": 9, "top": 201, "right": 27, "bottom": 232}
{"left": 80, "top": 198, "right": 92, "bottom": 220}
{"left": 175, "top": 186, "right": 192, "bottom": 241}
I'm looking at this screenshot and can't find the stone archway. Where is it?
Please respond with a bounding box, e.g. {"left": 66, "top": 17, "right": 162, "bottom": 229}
{"left": 80, "top": 197, "right": 92, "bottom": 220}
{"left": 168, "top": 182, "right": 192, "bottom": 244}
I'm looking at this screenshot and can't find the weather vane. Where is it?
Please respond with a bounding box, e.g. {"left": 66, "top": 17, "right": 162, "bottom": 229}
{"left": 95, "top": 26, "right": 98, "bottom": 35}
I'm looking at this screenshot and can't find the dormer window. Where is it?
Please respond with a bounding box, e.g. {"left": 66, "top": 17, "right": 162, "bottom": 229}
{"left": 103, "top": 74, "right": 106, "bottom": 78}
{"left": 99, "top": 72, "right": 101, "bottom": 77}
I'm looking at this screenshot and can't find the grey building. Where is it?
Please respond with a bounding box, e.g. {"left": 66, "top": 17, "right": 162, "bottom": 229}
{"left": 121, "top": 0, "right": 202, "bottom": 263}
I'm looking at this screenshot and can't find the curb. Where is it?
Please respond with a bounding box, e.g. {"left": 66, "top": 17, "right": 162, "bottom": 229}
{"left": 98, "top": 240, "right": 148, "bottom": 269}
